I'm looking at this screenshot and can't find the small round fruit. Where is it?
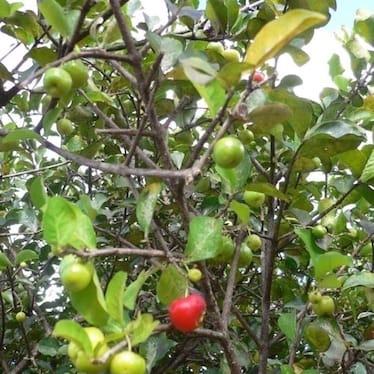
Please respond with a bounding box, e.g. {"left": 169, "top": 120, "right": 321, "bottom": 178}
{"left": 246, "top": 234, "right": 262, "bottom": 251}
{"left": 43, "top": 67, "right": 72, "bottom": 98}
{"left": 238, "top": 244, "right": 253, "bottom": 267}
{"left": 16, "top": 311, "right": 26, "bottom": 323}
{"left": 169, "top": 293, "right": 206, "bottom": 333}
{"left": 318, "top": 198, "right": 335, "bottom": 213}
{"left": 63, "top": 60, "right": 89, "bottom": 88}
{"left": 312, "top": 225, "right": 327, "bottom": 239}
{"left": 56, "top": 118, "right": 74, "bottom": 136}
{"left": 243, "top": 191, "right": 265, "bottom": 208}
{"left": 308, "top": 290, "right": 322, "bottom": 304}
{"left": 312, "top": 295, "right": 335, "bottom": 316}
{"left": 19, "top": 261, "right": 27, "bottom": 268}
{"left": 238, "top": 128, "right": 254, "bottom": 145}
{"left": 221, "top": 49, "right": 240, "bottom": 63}
{"left": 213, "top": 235, "right": 235, "bottom": 264}
{"left": 72, "top": 327, "right": 109, "bottom": 372}
{"left": 188, "top": 268, "right": 202, "bottom": 282}
{"left": 68, "top": 341, "right": 80, "bottom": 361}
{"left": 110, "top": 351, "right": 146, "bottom": 374}
{"left": 252, "top": 71, "right": 265, "bottom": 83}
{"left": 60, "top": 262, "right": 92, "bottom": 292}
{"left": 206, "top": 42, "right": 224, "bottom": 54}
{"left": 213, "top": 136, "right": 245, "bottom": 169}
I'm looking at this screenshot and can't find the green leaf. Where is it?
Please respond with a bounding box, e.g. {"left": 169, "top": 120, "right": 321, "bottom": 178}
{"left": 156, "top": 264, "right": 188, "bottom": 305}
{"left": 126, "top": 313, "right": 159, "bottom": 347}
{"left": 136, "top": 182, "right": 162, "bottom": 239}
{"left": 0, "top": 0, "right": 11, "bottom": 17}
{"left": 0, "top": 62, "right": 13, "bottom": 81}
{"left": 181, "top": 57, "right": 217, "bottom": 85}
{"left": 215, "top": 152, "right": 251, "bottom": 194}
{"left": 69, "top": 270, "right": 109, "bottom": 327}
{"left": 123, "top": 270, "right": 149, "bottom": 310}
{"left": 52, "top": 320, "right": 93, "bottom": 356}
{"left": 15, "top": 250, "right": 38, "bottom": 265}
{"left": 42, "top": 196, "right": 96, "bottom": 250}
{"left": 229, "top": 200, "right": 250, "bottom": 225}
{"left": 28, "top": 176, "right": 48, "bottom": 209}
{"left": 38, "top": 0, "right": 71, "bottom": 38}
{"left": 27, "top": 47, "right": 57, "bottom": 66}
{"left": 248, "top": 103, "right": 293, "bottom": 130}
{"left": 3, "top": 129, "right": 42, "bottom": 144}
{"left": 0, "top": 252, "right": 12, "bottom": 270}
{"left": 278, "top": 311, "right": 296, "bottom": 341}
{"left": 192, "top": 79, "right": 226, "bottom": 117}
{"left": 105, "top": 271, "right": 127, "bottom": 326}
{"left": 300, "top": 120, "right": 366, "bottom": 158}
{"left": 357, "top": 339, "right": 374, "bottom": 352}
{"left": 342, "top": 271, "right": 374, "bottom": 290}
{"left": 361, "top": 149, "right": 374, "bottom": 184}
{"left": 205, "top": 0, "right": 228, "bottom": 33}
{"left": 244, "top": 9, "right": 326, "bottom": 67}
{"left": 184, "top": 216, "right": 223, "bottom": 262}
{"left": 294, "top": 228, "right": 324, "bottom": 268}
{"left": 354, "top": 10, "right": 374, "bottom": 45}
{"left": 314, "top": 251, "right": 353, "bottom": 280}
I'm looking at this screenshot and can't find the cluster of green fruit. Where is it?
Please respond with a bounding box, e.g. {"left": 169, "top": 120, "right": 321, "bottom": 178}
{"left": 43, "top": 60, "right": 88, "bottom": 99}
{"left": 68, "top": 326, "right": 146, "bottom": 373}
{"left": 308, "top": 290, "right": 335, "bottom": 316}
{"left": 58, "top": 256, "right": 147, "bottom": 373}
{"left": 211, "top": 233, "right": 262, "bottom": 266}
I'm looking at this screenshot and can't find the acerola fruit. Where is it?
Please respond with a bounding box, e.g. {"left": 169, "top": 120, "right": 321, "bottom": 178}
{"left": 169, "top": 294, "right": 206, "bottom": 333}
{"left": 311, "top": 225, "right": 327, "bottom": 239}
{"left": 243, "top": 191, "right": 265, "bottom": 208}
{"left": 246, "top": 234, "right": 262, "bottom": 251}
{"left": 252, "top": 71, "right": 265, "bottom": 83}
{"left": 312, "top": 295, "right": 335, "bottom": 316}
{"left": 238, "top": 244, "right": 253, "bottom": 267}
{"left": 69, "top": 327, "right": 109, "bottom": 373}
{"left": 308, "top": 290, "right": 322, "bottom": 304}
{"left": 16, "top": 311, "right": 26, "bottom": 323}
{"left": 213, "top": 136, "right": 245, "bottom": 169}
{"left": 60, "top": 261, "right": 93, "bottom": 292}
{"left": 56, "top": 118, "right": 74, "bottom": 136}
{"left": 188, "top": 268, "right": 202, "bottom": 282}
{"left": 238, "top": 128, "right": 254, "bottom": 145}
{"left": 212, "top": 235, "right": 235, "bottom": 264}
{"left": 63, "top": 60, "right": 89, "bottom": 88}
{"left": 43, "top": 67, "right": 72, "bottom": 98}
{"left": 221, "top": 49, "right": 240, "bottom": 63}
{"left": 110, "top": 351, "right": 146, "bottom": 374}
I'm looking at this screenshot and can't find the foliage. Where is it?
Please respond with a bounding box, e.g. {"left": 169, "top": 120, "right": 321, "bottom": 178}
{"left": 0, "top": 0, "right": 373, "bottom": 373}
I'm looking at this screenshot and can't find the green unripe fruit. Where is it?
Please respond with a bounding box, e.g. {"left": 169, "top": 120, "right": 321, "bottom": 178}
{"left": 16, "top": 311, "right": 26, "bottom": 323}
{"left": 60, "top": 258, "right": 93, "bottom": 292}
{"left": 221, "top": 49, "right": 240, "bottom": 63}
{"left": 308, "top": 290, "right": 322, "bottom": 304}
{"left": 243, "top": 191, "right": 266, "bottom": 208}
{"left": 63, "top": 60, "right": 89, "bottom": 88}
{"left": 43, "top": 67, "right": 72, "bottom": 98}
{"left": 246, "top": 234, "right": 262, "bottom": 251}
{"left": 238, "top": 244, "right": 253, "bottom": 267}
{"left": 213, "top": 136, "right": 245, "bottom": 169}
{"left": 212, "top": 236, "right": 235, "bottom": 264}
{"left": 311, "top": 225, "right": 327, "bottom": 239}
{"left": 110, "top": 351, "right": 146, "bottom": 374}
{"left": 56, "top": 118, "right": 74, "bottom": 136}
{"left": 312, "top": 295, "right": 335, "bottom": 316}
{"left": 238, "top": 129, "right": 254, "bottom": 144}
{"left": 188, "top": 268, "right": 202, "bottom": 282}
{"left": 318, "top": 198, "right": 335, "bottom": 213}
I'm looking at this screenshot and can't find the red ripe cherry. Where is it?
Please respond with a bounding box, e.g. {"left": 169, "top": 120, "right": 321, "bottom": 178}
{"left": 252, "top": 71, "right": 265, "bottom": 83}
{"left": 168, "top": 294, "right": 206, "bottom": 333}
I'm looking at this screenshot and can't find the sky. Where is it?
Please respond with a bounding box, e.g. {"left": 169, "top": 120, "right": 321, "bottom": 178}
{"left": 278, "top": 0, "right": 373, "bottom": 100}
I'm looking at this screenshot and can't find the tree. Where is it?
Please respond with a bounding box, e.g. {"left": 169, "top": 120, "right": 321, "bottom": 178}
{"left": 0, "top": 0, "right": 373, "bottom": 373}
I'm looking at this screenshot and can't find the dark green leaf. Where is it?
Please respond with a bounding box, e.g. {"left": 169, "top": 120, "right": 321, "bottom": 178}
{"left": 157, "top": 264, "right": 188, "bottom": 305}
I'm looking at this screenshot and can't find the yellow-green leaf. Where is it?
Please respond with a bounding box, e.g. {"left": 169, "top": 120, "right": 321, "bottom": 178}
{"left": 244, "top": 9, "right": 327, "bottom": 68}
